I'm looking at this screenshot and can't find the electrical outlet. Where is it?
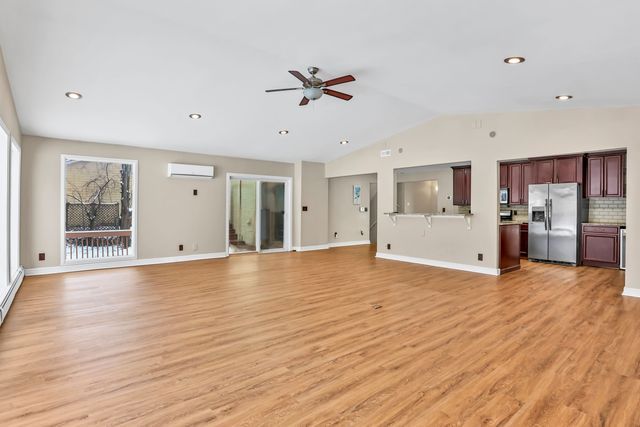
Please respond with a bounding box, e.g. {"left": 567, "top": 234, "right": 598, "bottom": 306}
{"left": 193, "top": 189, "right": 198, "bottom": 196}
{"left": 387, "top": 243, "right": 391, "bottom": 250}
{"left": 478, "top": 253, "right": 483, "bottom": 261}
{"left": 334, "top": 232, "right": 338, "bottom": 238}
{"left": 38, "top": 252, "right": 45, "bottom": 261}
{"left": 179, "top": 244, "right": 184, "bottom": 251}
{"left": 360, "top": 230, "right": 364, "bottom": 236}
{"left": 302, "top": 206, "right": 308, "bottom": 212}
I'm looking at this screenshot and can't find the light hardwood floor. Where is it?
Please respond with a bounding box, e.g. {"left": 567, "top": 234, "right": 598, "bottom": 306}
{"left": 1, "top": 246, "right": 639, "bottom": 426}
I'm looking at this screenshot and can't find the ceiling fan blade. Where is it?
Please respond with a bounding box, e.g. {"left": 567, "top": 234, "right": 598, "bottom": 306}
{"left": 265, "top": 87, "right": 303, "bottom": 93}
{"left": 289, "top": 70, "right": 311, "bottom": 85}
{"left": 299, "top": 97, "right": 310, "bottom": 106}
{"left": 322, "top": 75, "right": 355, "bottom": 87}
{"left": 323, "top": 89, "right": 353, "bottom": 101}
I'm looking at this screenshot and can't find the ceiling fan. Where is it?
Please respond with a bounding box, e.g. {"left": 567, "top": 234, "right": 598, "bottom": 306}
{"left": 266, "top": 66, "right": 355, "bottom": 106}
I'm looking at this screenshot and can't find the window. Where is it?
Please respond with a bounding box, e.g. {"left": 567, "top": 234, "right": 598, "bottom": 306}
{"left": 62, "top": 155, "right": 137, "bottom": 264}
{"left": 9, "top": 138, "right": 20, "bottom": 281}
{"left": 0, "top": 124, "right": 8, "bottom": 288}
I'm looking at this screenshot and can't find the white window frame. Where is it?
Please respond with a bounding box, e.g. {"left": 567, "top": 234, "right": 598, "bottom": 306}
{"left": 9, "top": 137, "right": 20, "bottom": 281}
{"left": 60, "top": 154, "right": 139, "bottom": 265}
{"left": 225, "top": 173, "right": 293, "bottom": 256}
{"left": 0, "top": 119, "right": 9, "bottom": 289}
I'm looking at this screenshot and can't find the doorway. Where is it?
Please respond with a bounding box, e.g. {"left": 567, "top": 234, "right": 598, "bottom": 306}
{"left": 369, "top": 182, "right": 378, "bottom": 245}
{"left": 226, "top": 174, "right": 292, "bottom": 255}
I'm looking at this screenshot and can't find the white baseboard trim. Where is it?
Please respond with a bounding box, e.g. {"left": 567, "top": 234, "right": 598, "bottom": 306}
{"left": 1, "top": 267, "right": 24, "bottom": 325}
{"left": 24, "top": 252, "right": 228, "bottom": 277}
{"left": 622, "top": 287, "right": 640, "bottom": 298}
{"left": 293, "top": 244, "right": 330, "bottom": 252}
{"left": 375, "top": 252, "right": 500, "bottom": 276}
{"left": 329, "top": 240, "right": 371, "bottom": 248}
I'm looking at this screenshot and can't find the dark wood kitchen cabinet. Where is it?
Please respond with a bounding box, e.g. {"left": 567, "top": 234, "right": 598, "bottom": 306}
{"left": 508, "top": 163, "right": 522, "bottom": 205}
{"left": 503, "top": 162, "right": 534, "bottom": 205}
{"left": 520, "top": 223, "right": 529, "bottom": 257}
{"left": 582, "top": 224, "right": 620, "bottom": 268}
{"left": 500, "top": 164, "right": 509, "bottom": 188}
{"left": 521, "top": 162, "right": 534, "bottom": 205}
{"left": 534, "top": 156, "right": 584, "bottom": 185}
{"left": 554, "top": 156, "right": 584, "bottom": 184}
{"left": 587, "top": 152, "right": 625, "bottom": 198}
{"left": 500, "top": 224, "right": 521, "bottom": 274}
{"left": 452, "top": 166, "right": 471, "bottom": 206}
{"left": 535, "top": 158, "right": 555, "bottom": 184}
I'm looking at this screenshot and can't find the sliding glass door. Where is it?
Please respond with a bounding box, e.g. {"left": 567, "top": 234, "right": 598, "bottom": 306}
{"left": 229, "top": 179, "right": 257, "bottom": 253}
{"left": 260, "top": 182, "right": 285, "bottom": 251}
{"left": 227, "top": 175, "right": 290, "bottom": 254}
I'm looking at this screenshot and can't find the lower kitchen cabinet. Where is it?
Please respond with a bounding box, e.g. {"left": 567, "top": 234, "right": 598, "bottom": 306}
{"left": 582, "top": 224, "right": 620, "bottom": 268}
{"left": 520, "top": 223, "right": 528, "bottom": 257}
{"left": 500, "top": 224, "right": 521, "bottom": 274}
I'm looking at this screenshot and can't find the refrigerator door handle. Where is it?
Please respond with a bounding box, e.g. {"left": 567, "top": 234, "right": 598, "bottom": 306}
{"left": 549, "top": 199, "right": 553, "bottom": 230}
{"left": 544, "top": 199, "right": 548, "bottom": 231}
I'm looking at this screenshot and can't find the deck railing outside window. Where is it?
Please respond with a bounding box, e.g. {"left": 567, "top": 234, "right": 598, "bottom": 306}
{"left": 65, "top": 230, "right": 132, "bottom": 260}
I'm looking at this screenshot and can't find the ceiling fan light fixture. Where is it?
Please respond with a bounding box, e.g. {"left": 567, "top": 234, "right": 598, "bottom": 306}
{"left": 189, "top": 113, "right": 202, "bottom": 119}
{"left": 65, "top": 91, "right": 83, "bottom": 99}
{"left": 278, "top": 129, "right": 289, "bottom": 135}
{"left": 555, "top": 94, "right": 573, "bottom": 101}
{"left": 303, "top": 87, "right": 323, "bottom": 100}
{"left": 504, "top": 56, "right": 525, "bottom": 64}
{"left": 339, "top": 140, "right": 349, "bottom": 145}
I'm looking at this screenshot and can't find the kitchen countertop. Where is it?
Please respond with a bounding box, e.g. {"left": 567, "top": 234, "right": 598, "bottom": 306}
{"left": 582, "top": 222, "right": 626, "bottom": 228}
{"left": 500, "top": 221, "right": 528, "bottom": 225}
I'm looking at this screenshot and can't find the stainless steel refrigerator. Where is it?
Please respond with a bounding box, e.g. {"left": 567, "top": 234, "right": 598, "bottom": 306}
{"left": 528, "top": 183, "right": 585, "bottom": 265}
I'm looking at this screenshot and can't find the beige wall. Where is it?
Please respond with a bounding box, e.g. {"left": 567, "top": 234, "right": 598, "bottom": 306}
{"left": 326, "top": 107, "right": 640, "bottom": 289}
{"left": 0, "top": 47, "right": 20, "bottom": 145}
{"left": 328, "top": 174, "right": 377, "bottom": 244}
{"left": 293, "top": 161, "right": 328, "bottom": 248}
{"left": 21, "top": 135, "right": 293, "bottom": 268}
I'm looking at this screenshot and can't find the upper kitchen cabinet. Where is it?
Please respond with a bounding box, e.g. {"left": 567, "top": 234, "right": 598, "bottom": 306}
{"left": 554, "top": 156, "right": 584, "bottom": 185}
{"left": 587, "top": 152, "right": 625, "bottom": 198}
{"left": 452, "top": 166, "right": 471, "bottom": 206}
{"left": 521, "top": 162, "right": 535, "bottom": 204}
{"left": 504, "top": 162, "right": 534, "bottom": 205}
{"left": 534, "top": 159, "right": 555, "bottom": 184}
{"left": 499, "top": 164, "right": 509, "bottom": 188}
{"left": 508, "top": 163, "right": 522, "bottom": 204}
{"left": 533, "top": 155, "right": 584, "bottom": 185}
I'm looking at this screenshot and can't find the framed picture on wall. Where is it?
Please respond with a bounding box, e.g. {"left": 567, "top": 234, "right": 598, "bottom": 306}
{"left": 353, "top": 184, "right": 362, "bottom": 205}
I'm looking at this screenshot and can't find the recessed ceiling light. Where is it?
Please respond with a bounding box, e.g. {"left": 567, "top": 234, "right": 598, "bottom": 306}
{"left": 555, "top": 95, "right": 573, "bottom": 101}
{"left": 189, "top": 113, "right": 202, "bottom": 119}
{"left": 504, "top": 56, "right": 525, "bottom": 64}
{"left": 65, "top": 91, "right": 82, "bottom": 100}
{"left": 339, "top": 140, "right": 349, "bottom": 145}
{"left": 278, "top": 129, "right": 289, "bottom": 135}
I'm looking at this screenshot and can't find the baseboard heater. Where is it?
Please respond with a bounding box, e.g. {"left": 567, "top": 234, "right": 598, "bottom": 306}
{"left": 0, "top": 267, "right": 24, "bottom": 325}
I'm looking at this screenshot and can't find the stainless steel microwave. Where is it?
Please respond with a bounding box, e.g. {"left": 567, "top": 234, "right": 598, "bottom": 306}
{"left": 499, "top": 188, "right": 509, "bottom": 205}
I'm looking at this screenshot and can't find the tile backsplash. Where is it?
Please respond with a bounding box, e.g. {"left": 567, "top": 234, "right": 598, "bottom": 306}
{"left": 588, "top": 198, "right": 626, "bottom": 224}
{"left": 503, "top": 199, "right": 626, "bottom": 225}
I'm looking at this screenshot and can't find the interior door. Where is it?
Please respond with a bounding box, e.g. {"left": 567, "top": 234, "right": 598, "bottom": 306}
{"left": 548, "top": 183, "right": 579, "bottom": 264}
{"left": 528, "top": 184, "right": 549, "bottom": 260}
{"left": 259, "top": 181, "right": 286, "bottom": 251}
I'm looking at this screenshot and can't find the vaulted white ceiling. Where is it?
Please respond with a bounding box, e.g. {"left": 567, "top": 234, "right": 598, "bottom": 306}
{"left": 1, "top": 1, "right": 639, "bottom": 162}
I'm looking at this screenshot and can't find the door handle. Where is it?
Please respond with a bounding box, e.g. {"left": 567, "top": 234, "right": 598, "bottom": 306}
{"left": 544, "top": 199, "right": 548, "bottom": 231}
{"left": 548, "top": 199, "right": 553, "bottom": 230}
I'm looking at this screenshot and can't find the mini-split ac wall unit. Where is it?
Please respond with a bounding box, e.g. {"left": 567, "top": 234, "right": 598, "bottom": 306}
{"left": 167, "top": 163, "right": 215, "bottom": 179}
